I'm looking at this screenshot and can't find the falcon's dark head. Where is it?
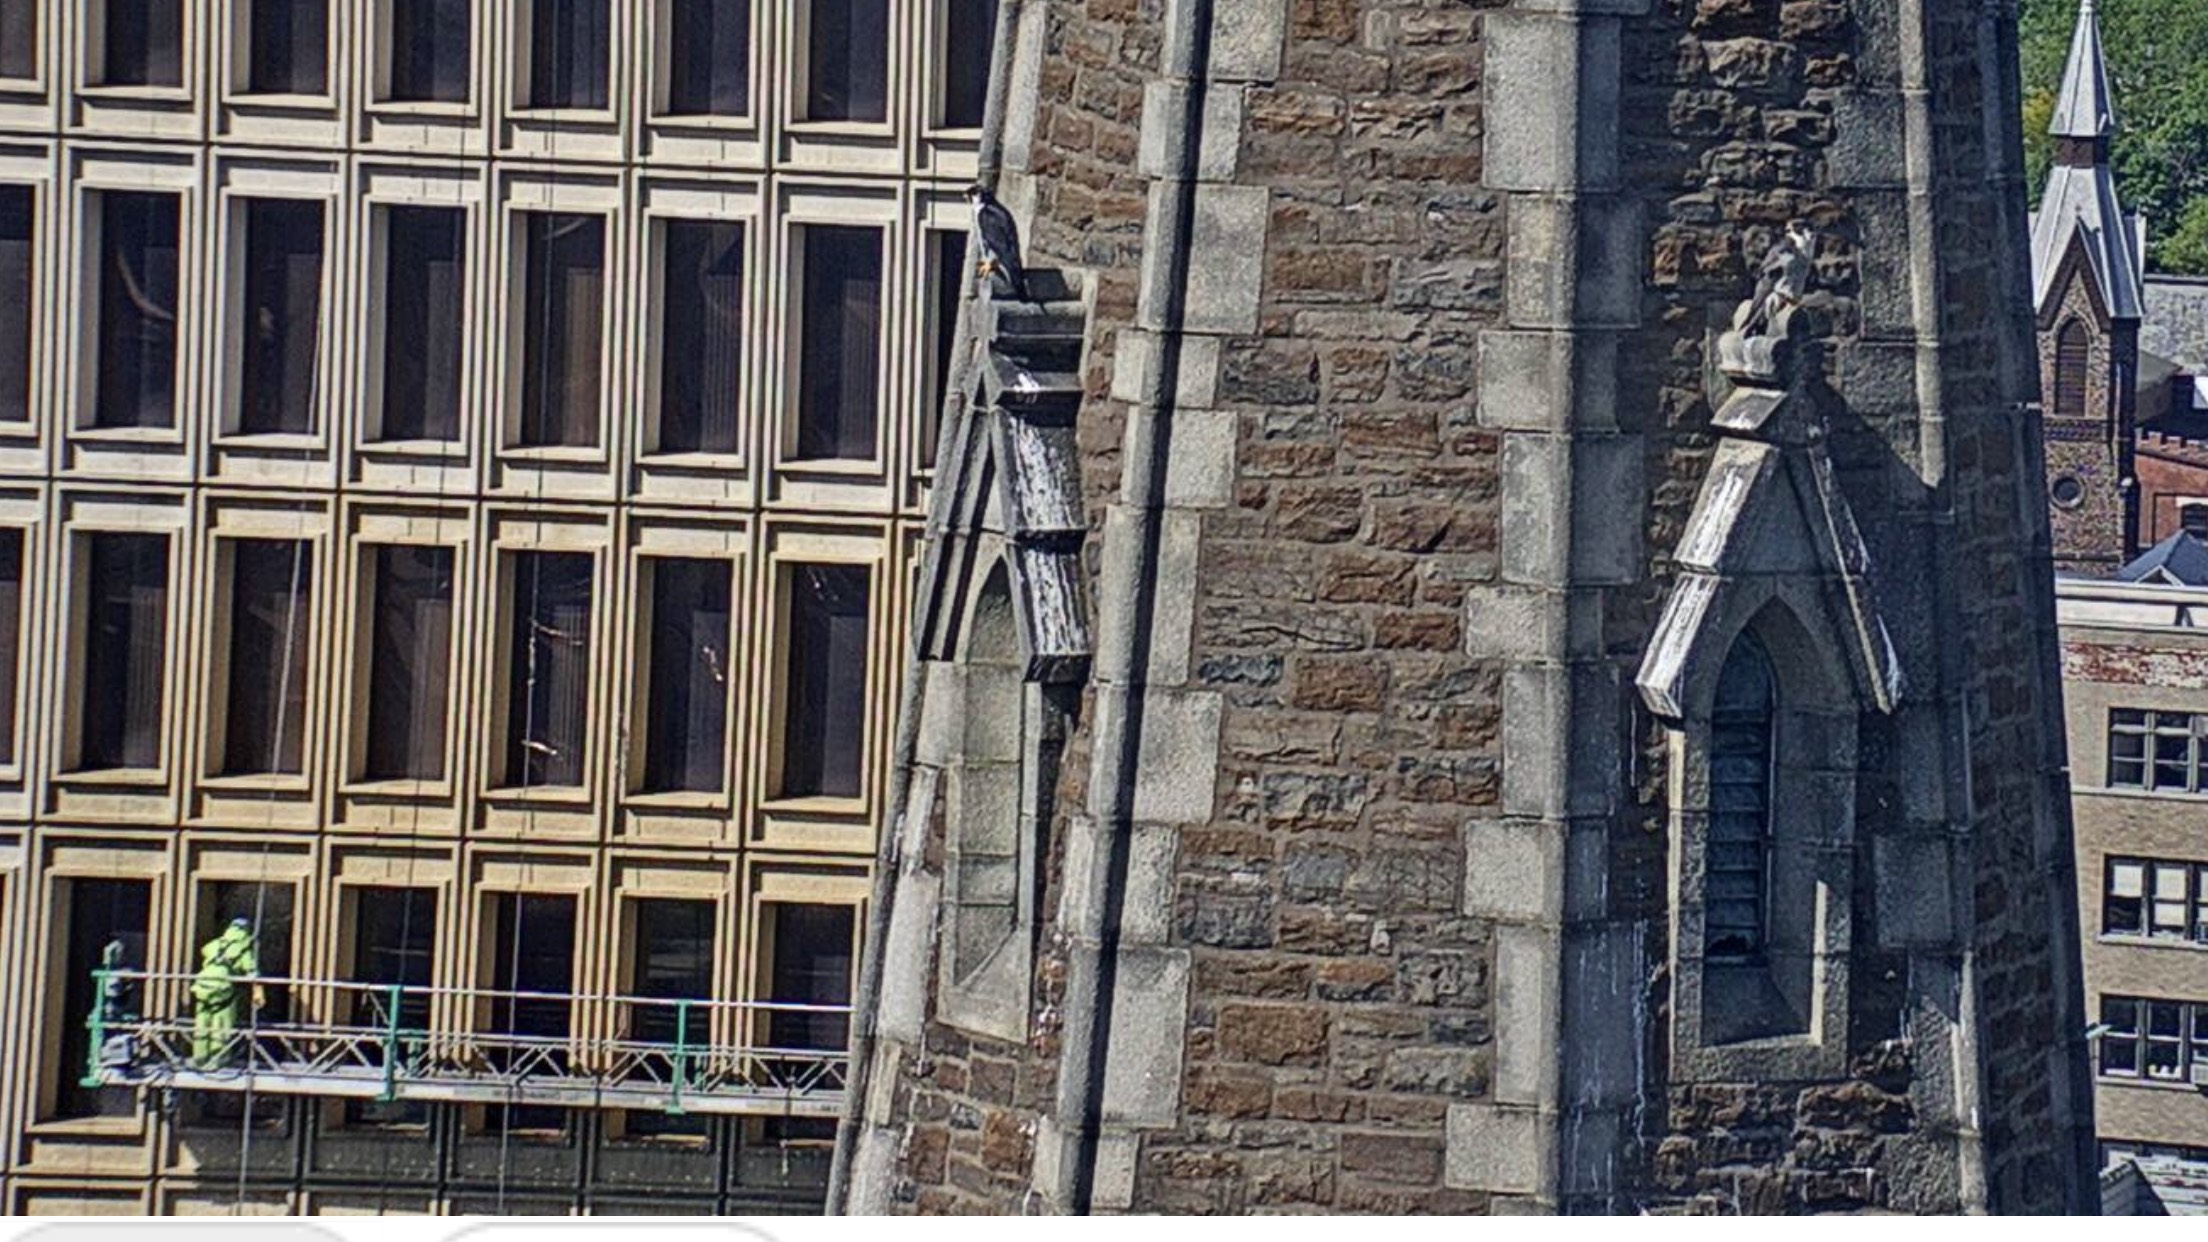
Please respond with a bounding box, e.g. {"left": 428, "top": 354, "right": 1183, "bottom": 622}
{"left": 963, "top": 183, "right": 993, "bottom": 203}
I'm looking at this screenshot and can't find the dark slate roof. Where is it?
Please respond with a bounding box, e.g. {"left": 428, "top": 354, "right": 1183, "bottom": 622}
{"left": 2118, "top": 531, "right": 2208, "bottom": 587}
{"left": 2051, "top": 0, "right": 2116, "bottom": 139}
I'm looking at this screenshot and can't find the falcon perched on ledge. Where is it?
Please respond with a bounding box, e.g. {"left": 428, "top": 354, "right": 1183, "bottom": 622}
{"left": 965, "top": 184, "right": 1029, "bottom": 302}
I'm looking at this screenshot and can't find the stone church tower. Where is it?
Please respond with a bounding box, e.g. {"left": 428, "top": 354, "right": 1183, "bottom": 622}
{"left": 832, "top": 0, "right": 2096, "bottom": 1215}
{"left": 2031, "top": 0, "right": 2145, "bottom": 572}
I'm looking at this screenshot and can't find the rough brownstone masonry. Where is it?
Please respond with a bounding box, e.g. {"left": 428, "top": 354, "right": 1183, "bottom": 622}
{"left": 832, "top": 0, "right": 2096, "bottom": 1215}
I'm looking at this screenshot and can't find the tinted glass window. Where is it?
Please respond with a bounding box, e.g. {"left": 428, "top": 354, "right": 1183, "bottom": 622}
{"left": 517, "top": 213, "right": 605, "bottom": 449}
{"left": 364, "top": 545, "right": 455, "bottom": 782}
{"left": 236, "top": 198, "right": 325, "bottom": 436}
{"left": 503, "top": 551, "right": 593, "bottom": 788}
{"left": 804, "top": 0, "right": 886, "bottom": 122}
{"left": 78, "top": 533, "right": 168, "bottom": 771}
{"left": 656, "top": 219, "right": 744, "bottom": 454}
{"left": 388, "top": 0, "right": 469, "bottom": 103}
{"left": 221, "top": 539, "right": 311, "bottom": 776}
{"left": 666, "top": 0, "right": 750, "bottom": 115}
{"left": 794, "top": 226, "right": 881, "bottom": 461}
{"left": 780, "top": 563, "right": 868, "bottom": 798}
{"left": 92, "top": 192, "right": 181, "bottom": 430}
{"left": 247, "top": 0, "right": 329, "bottom": 94}
{"left": 378, "top": 206, "right": 465, "bottom": 442}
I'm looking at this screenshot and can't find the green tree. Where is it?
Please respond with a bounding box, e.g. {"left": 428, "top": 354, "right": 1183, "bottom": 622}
{"left": 2165, "top": 198, "right": 2208, "bottom": 275}
{"left": 2020, "top": 0, "right": 2208, "bottom": 275}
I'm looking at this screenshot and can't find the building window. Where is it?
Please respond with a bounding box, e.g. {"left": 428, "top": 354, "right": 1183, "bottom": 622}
{"left": 361, "top": 544, "right": 454, "bottom": 782}
{"left": 526, "top": 0, "right": 609, "bottom": 110}
{"left": 939, "top": 0, "right": 996, "bottom": 128}
{"left": 234, "top": 198, "right": 325, "bottom": 437}
{"left": 2184, "top": 505, "right": 2208, "bottom": 541}
{"left": 343, "top": 886, "right": 436, "bottom": 1127}
{"left": 219, "top": 539, "right": 311, "bottom": 776}
{"left": 515, "top": 212, "right": 605, "bottom": 449}
{"left": 653, "top": 219, "right": 743, "bottom": 455}
{"left": 2053, "top": 318, "right": 2090, "bottom": 419}
{"left": 1707, "top": 632, "right": 1774, "bottom": 960}
{"left": 2098, "top": 996, "right": 2208, "bottom": 1084}
{"left": 793, "top": 225, "right": 881, "bottom": 462}
{"left": 386, "top": 0, "right": 468, "bottom": 103}
{"left": 664, "top": 0, "right": 749, "bottom": 116}
{"left": 97, "top": 0, "right": 184, "bottom": 87}
{"left": 502, "top": 551, "right": 593, "bottom": 789}
{"left": 762, "top": 901, "right": 853, "bottom": 1052}
{"left": 0, "top": 2, "right": 34, "bottom": 78}
{"left": 375, "top": 205, "right": 465, "bottom": 443}
{"left": 76, "top": 532, "right": 168, "bottom": 772}
{"left": 483, "top": 892, "right": 576, "bottom": 1134}
{"left": 623, "top": 898, "right": 713, "bottom": 1138}
{"left": 2106, "top": 708, "right": 2208, "bottom": 792}
{"left": 920, "top": 229, "right": 966, "bottom": 471}
{"left": 50, "top": 878, "right": 152, "bottom": 1120}
{"left": 779, "top": 563, "right": 869, "bottom": 799}
{"left": 244, "top": 0, "right": 328, "bottom": 94}
{"left": 0, "top": 529, "right": 23, "bottom": 767}
{"left": 639, "top": 557, "right": 732, "bottom": 794}
{"left": 2104, "top": 857, "right": 2208, "bottom": 942}
{"left": 90, "top": 191, "right": 181, "bottom": 431}
{"left": 0, "top": 185, "right": 31, "bottom": 423}
{"left": 803, "top": 0, "right": 886, "bottom": 122}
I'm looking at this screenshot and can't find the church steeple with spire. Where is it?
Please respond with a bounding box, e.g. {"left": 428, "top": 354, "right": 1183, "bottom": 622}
{"left": 2032, "top": 0, "right": 2145, "bottom": 572}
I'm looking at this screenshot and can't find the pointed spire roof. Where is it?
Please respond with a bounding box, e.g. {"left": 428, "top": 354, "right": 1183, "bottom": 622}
{"left": 2031, "top": 0, "right": 2143, "bottom": 320}
{"left": 2052, "top": 0, "right": 2117, "bottom": 140}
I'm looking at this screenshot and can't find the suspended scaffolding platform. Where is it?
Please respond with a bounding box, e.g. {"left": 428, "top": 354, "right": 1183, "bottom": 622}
{"left": 81, "top": 972, "right": 851, "bottom": 1118}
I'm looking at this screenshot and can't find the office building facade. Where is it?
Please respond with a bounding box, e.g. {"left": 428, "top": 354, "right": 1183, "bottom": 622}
{"left": 0, "top": 0, "right": 987, "bottom": 1215}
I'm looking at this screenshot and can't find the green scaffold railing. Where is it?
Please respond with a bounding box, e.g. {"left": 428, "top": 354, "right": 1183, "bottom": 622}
{"left": 81, "top": 970, "right": 850, "bottom": 1118}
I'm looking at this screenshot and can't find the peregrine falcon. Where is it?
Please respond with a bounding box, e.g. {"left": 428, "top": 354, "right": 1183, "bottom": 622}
{"left": 964, "top": 184, "right": 1029, "bottom": 302}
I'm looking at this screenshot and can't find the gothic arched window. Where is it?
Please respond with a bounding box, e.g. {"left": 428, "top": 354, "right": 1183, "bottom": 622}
{"left": 948, "top": 560, "right": 1022, "bottom": 985}
{"left": 1707, "top": 632, "right": 1775, "bottom": 960}
{"left": 2054, "top": 318, "right": 2091, "bottom": 419}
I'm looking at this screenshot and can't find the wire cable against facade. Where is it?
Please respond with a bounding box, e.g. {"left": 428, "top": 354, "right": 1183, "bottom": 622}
{"left": 234, "top": 517, "right": 311, "bottom": 1212}
{"left": 500, "top": 19, "right": 568, "bottom": 1204}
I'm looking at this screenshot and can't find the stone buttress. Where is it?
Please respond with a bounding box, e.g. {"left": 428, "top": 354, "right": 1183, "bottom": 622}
{"left": 833, "top": 0, "right": 2095, "bottom": 1215}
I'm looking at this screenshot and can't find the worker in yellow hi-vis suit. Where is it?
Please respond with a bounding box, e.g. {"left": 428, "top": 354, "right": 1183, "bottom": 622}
{"left": 191, "top": 917, "right": 265, "bottom": 1069}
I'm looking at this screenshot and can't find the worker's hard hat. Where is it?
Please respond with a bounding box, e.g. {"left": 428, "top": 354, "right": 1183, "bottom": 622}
{"left": 230, "top": 916, "right": 251, "bottom": 929}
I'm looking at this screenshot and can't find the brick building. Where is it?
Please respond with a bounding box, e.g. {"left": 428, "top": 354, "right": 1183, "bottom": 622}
{"left": 834, "top": 0, "right": 2096, "bottom": 1218}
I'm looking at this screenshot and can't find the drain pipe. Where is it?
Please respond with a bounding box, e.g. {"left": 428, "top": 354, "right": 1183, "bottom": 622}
{"left": 827, "top": 0, "right": 1028, "bottom": 1210}
{"left": 1050, "top": 0, "right": 1214, "bottom": 1213}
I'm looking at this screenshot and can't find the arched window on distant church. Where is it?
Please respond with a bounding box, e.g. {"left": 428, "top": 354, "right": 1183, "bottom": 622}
{"left": 2054, "top": 319, "right": 2091, "bottom": 419}
{"left": 1707, "top": 632, "right": 1775, "bottom": 961}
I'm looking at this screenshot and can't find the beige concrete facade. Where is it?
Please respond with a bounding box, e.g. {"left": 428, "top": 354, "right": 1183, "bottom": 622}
{"left": 2061, "top": 576, "right": 2208, "bottom": 1164}
{"left": 0, "top": 0, "right": 985, "bottom": 1215}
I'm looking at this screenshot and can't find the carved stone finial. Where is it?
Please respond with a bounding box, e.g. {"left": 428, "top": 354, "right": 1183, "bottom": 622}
{"left": 1717, "top": 221, "right": 1817, "bottom": 386}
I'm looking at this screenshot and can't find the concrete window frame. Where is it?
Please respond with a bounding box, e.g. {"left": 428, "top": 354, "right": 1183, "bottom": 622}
{"left": 192, "top": 497, "right": 332, "bottom": 827}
